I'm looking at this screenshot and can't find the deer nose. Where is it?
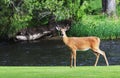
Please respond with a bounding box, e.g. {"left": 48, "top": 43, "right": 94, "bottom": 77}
{"left": 61, "top": 33, "right": 63, "bottom": 36}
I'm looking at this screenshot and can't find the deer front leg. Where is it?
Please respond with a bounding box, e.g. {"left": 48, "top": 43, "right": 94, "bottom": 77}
{"left": 72, "top": 50, "right": 76, "bottom": 67}
{"left": 94, "top": 53, "right": 100, "bottom": 66}
{"left": 70, "top": 52, "right": 73, "bottom": 68}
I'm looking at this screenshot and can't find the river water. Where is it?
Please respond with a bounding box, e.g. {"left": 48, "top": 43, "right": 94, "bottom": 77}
{"left": 0, "top": 39, "right": 120, "bottom": 66}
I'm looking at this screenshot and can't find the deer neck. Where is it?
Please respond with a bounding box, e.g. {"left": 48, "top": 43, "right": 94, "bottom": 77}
{"left": 62, "top": 31, "right": 69, "bottom": 44}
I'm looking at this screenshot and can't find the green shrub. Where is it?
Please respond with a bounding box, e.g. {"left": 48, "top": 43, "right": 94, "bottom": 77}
{"left": 68, "top": 15, "right": 120, "bottom": 39}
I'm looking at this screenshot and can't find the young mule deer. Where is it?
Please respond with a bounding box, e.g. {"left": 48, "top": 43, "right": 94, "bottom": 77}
{"left": 56, "top": 26, "right": 109, "bottom": 67}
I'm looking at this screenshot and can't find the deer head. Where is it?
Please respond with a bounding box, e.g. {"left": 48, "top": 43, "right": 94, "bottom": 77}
{"left": 56, "top": 25, "right": 70, "bottom": 37}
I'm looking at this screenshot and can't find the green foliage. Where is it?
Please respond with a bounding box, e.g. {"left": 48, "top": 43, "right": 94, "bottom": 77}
{"left": 116, "top": 0, "right": 120, "bottom": 16}
{"left": 0, "top": 0, "right": 120, "bottom": 39}
{"left": 0, "top": 0, "right": 11, "bottom": 37}
{"left": 43, "top": 0, "right": 65, "bottom": 20}
{"left": 0, "top": 0, "right": 90, "bottom": 37}
{"left": 69, "top": 15, "right": 120, "bottom": 39}
{"left": 42, "top": 0, "right": 88, "bottom": 21}
{"left": 9, "top": 14, "right": 32, "bottom": 36}
{"left": 85, "top": 0, "right": 102, "bottom": 14}
{"left": 0, "top": 0, "right": 40, "bottom": 37}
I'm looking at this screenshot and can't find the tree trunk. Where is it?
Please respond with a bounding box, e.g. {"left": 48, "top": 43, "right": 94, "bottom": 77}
{"left": 102, "top": 0, "right": 107, "bottom": 13}
{"left": 102, "top": 0, "right": 117, "bottom": 18}
{"left": 107, "top": 0, "right": 117, "bottom": 17}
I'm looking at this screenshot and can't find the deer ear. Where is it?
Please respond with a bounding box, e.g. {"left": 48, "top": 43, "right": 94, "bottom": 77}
{"left": 56, "top": 25, "right": 61, "bottom": 31}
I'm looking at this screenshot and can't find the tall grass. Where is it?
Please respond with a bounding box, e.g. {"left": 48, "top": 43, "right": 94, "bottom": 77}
{"left": 69, "top": 15, "right": 120, "bottom": 39}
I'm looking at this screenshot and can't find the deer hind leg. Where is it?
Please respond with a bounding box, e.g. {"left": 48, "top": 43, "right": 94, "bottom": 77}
{"left": 93, "top": 49, "right": 109, "bottom": 66}
{"left": 100, "top": 50, "right": 109, "bottom": 66}
{"left": 73, "top": 51, "right": 76, "bottom": 67}
{"left": 93, "top": 52, "right": 100, "bottom": 66}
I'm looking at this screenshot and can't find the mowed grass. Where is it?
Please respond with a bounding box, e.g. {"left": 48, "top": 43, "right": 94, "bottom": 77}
{"left": 0, "top": 66, "right": 119, "bottom": 78}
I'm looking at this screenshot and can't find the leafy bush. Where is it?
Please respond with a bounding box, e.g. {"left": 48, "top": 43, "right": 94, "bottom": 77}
{"left": 0, "top": 0, "right": 89, "bottom": 37}
{"left": 116, "top": 0, "right": 120, "bottom": 16}
{"left": 68, "top": 15, "right": 120, "bottom": 39}
{"left": 0, "top": 0, "right": 120, "bottom": 39}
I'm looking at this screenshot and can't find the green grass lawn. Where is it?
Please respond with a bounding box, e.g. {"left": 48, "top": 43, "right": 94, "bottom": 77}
{"left": 0, "top": 66, "right": 119, "bottom": 78}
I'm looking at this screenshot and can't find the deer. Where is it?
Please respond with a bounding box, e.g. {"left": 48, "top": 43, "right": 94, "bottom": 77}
{"left": 56, "top": 25, "right": 109, "bottom": 67}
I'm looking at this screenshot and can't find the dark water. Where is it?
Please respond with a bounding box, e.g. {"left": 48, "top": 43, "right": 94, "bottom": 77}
{"left": 0, "top": 39, "right": 120, "bottom": 66}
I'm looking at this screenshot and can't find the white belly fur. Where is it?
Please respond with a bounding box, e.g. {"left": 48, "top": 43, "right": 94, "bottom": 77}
{"left": 77, "top": 48, "right": 90, "bottom": 51}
